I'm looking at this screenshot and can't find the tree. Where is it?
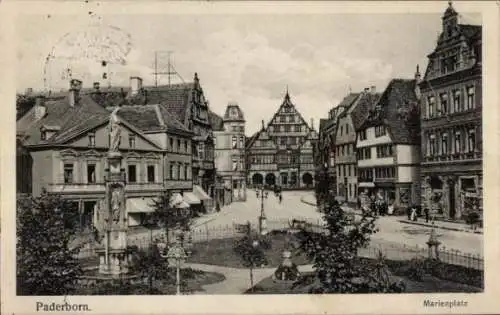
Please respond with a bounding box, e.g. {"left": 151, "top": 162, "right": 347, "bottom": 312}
{"left": 314, "top": 165, "right": 330, "bottom": 209}
{"left": 17, "top": 193, "right": 83, "bottom": 295}
{"left": 149, "top": 193, "right": 196, "bottom": 245}
{"left": 296, "top": 193, "right": 404, "bottom": 293}
{"left": 233, "top": 227, "right": 271, "bottom": 291}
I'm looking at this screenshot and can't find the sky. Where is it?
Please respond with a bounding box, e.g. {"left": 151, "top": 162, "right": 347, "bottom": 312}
{"left": 15, "top": 5, "right": 481, "bottom": 135}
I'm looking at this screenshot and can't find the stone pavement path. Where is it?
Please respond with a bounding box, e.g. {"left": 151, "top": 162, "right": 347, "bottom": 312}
{"left": 185, "top": 263, "right": 314, "bottom": 294}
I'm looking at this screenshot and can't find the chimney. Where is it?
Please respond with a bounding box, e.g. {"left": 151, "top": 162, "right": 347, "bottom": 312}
{"left": 25, "top": 87, "right": 33, "bottom": 95}
{"left": 130, "top": 76, "right": 143, "bottom": 96}
{"left": 34, "top": 96, "right": 46, "bottom": 120}
{"left": 69, "top": 79, "right": 82, "bottom": 107}
{"left": 364, "top": 87, "right": 370, "bottom": 93}
{"left": 93, "top": 82, "right": 100, "bottom": 91}
{"left": 414, "top": 64, "right": 421, "bottom": 83}
{"left": 370, "top": 86, "right": 376, "bottom": 94}
{"left": 261, "top": 119, "right": 265, "bottom": 130}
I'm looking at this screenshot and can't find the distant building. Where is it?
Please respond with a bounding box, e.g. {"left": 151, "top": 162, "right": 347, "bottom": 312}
{"left": 332, "top": 92, "right": 364, "bottom": 205}
{"left": 246, "top": 90, "right": 317, "bottom": 190}
{"left": 355, "top": 76, "right": 421, "bottom": 211}
{"left": 419, "top": 2, "right": 482, "bottom": 220}
{"left": 213, "top": 103, "right": 247, "bottom": 206}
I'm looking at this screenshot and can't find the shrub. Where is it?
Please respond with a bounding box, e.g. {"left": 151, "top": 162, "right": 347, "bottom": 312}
{"left": 405, "top": 258, "right": 427, "bottom": 282}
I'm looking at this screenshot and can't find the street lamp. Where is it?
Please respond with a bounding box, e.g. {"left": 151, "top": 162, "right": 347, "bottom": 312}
{"left": 257, "top": 185, "right": 269, "bottom": 235}
{"left": 159, "top": 238, "right": 188, "bottom": 295}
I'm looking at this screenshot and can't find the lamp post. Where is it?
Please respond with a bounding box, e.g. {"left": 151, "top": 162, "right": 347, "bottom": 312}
{"left": 257, "top": 185, "right": 269, "bottom": 235}
{"left": 160, "top": 238, "right": 188, "bottom": 295}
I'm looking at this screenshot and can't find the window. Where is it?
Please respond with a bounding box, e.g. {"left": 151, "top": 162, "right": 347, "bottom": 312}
{"left": 341, "top": 146, "right": 345, "bottom": 156}
{"left": 346, "top": 124, "right": 349, "bottom": 134}
{"left": 280, "top": 137, "right": 286, "bottom": 145}
{"left": 428, "top": 96, "right": 435, "bottom": 118}
{"left": 64, "top": 163, "right": 74, "bottom": 183}
{"left": 169, "top": 137, "right": 174, "bottom": 150}
{"left": 467, "top": 86, "right": 475, "bottom": 110}
{"left": 232, "top": 136, "right": 237, "bottom": 148}
{"left": 288, "top": 115, "right": 294, "bottom": 122}
{"left": 239, "top": 136, "right": 244, "bottom": 148}
{"left": 348, "top": 165, "right": 351, "bottom": 177}
{"left": 453, "top": 90, "right": 461, "bottom": 112}
{"left": 198, "top": 143, "right": 205, "bottom": 159}
{"left": 88, "top": 134, "right": 95, "bottom": 147}
{"left": 358, "top": 130, "right": 367, "bottom": 141}
{"left": 87, "top": 163, "right": 96, "bottom": 183}
{"left": 376, "top": 145, "right": 393, "bottom": 158}
{"left": 441, "top": 133, "right": 448, "bottom": 155}
{"left": 280, "top": 116, "right": 285, "bottom": 122}
{"left": 184, "top": 140, "right": 188, "bottom": 152}
{"left": 290, "top": 137, "right": 297, "bottom": 145}
{"left": 440, "top": 93, "right": 448, "bottom": 115}
{"left": 41, "top": 131, "right": 47, "bottom": 141}
{"left": 169, "top": 164, "right": 174, "bottom": 179}
{"left": 147, "top": 165, "right": 155, "bottom": 183}
{"left": 129, "top": 135, "right": 136, "bottom": 149}
{"left": 177, "top": 139, "right": 181, "bottom": 152}
{"left": 354, "top": 166, "right": 357, "bottom": 177}
{"left": 468, "top": 129, "right": 476, "bottom": 152}
{"left": 184, "top": 163, "right": 189, "bottom": 179}
{"left": 232, "top": 158, "right": 238, "bottom": 171}
{"left": 338, "top": 166, "right": 342, "bottom": 177}
{"left": 127, "top": 165, "right": 137, "bottom": 183}
{"left": 340, "top": 126, "right": 343, "bottom": 136}
{"left": 348, "top": 184, "right": 352, "bottom": 197}
{"left": 268, "top": 126, "right": 274, "bottom": 132}
{"left": 284, "top": 125, "right": 290, "bottom": 132}
{"left": 429, "top": 134, "right": 437, "bottom": 156}
{"left": 375, "top": 126, "right": 386, "bottom": 137}
{"left": 178, "top": 163, "right": 182, "bottom": 179}
{"left": 294, "top": 125, "right": 300, "bottom": 132}
{"left": 454, "top": 131, "right": 462, "bottom": 153}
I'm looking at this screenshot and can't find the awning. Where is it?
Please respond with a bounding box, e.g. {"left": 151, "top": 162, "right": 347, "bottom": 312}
{"left": 358, "top": 182, "right": 375, "bottom": 188}
{"left": 183, "top": 192, "right": 201, "bottom": 205}
{"left": 193, "top": 185, "right": 212, "bottom": 201}
{"left": 126, "top": 197, "right": 157, "bottom": 213}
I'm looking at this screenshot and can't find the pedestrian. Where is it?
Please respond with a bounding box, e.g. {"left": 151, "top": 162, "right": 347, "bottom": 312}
{"left": 424, "top": 208, "right": 429, "bottom": 223}
{"left": 279, "top": 193, "right": 283, "bottom": 204}
{"left": 410, "top": 206, "right": 417, "bottom": 222}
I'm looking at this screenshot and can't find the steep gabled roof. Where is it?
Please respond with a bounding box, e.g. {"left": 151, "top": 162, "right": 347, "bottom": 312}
{"left": 336, "top": 93, "right": 361, "bottom": 117}
{"left": 361, "top": 79, "right": 420, "bottom": 145}
{"left": 350, "top": 92, "right": 381, "bottom": 131}
{"left": 266, "top": 91, "right": 314, "bottom": 132}
{"left": 209, "top": 110, "right": 224, "bottom": 132}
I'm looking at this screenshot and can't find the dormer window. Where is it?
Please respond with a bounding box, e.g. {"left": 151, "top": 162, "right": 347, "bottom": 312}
{"left": 41, "top": 130, "right": 47, "bottom": 140}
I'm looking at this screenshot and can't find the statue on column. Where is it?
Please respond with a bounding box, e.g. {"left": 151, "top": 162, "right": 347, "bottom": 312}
{"left": 111, "top": 187, "right": 122, "bottom": 223}
{"left": 109, "top": 107, "right": 121, "bottom": 153}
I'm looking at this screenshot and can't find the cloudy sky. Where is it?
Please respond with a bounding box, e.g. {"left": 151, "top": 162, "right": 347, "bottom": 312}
{"left": 16, "top": 4, "right": 481, "bottom": 134}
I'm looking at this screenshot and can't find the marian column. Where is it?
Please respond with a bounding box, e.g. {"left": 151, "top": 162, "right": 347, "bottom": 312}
{"left": 97, "top": 107, "right": 130, "bottom": 276}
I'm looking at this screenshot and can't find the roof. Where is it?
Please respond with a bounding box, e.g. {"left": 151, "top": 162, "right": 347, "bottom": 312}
{"left": 145, "top": 83, "right": 195, "bottom": 124}
{"left": 350, "top": 92, "right": 381, "bottom": 131}
{"left": 318, "top": 119, "right": 329, "bottom": 132}
{"left": 16, "top": 93, "right": 164, "bottom": 148}
{"left": 209, "top": 110, "right": 224, "bottom": 132}
{"left": 223, "top": 104, "right": 245, "bottom": 122}
{"left": 337, "top": 93, "right": 361, "bottom": 116}
{"left": 361, "top": 79, "right": 420, "bottom": 144}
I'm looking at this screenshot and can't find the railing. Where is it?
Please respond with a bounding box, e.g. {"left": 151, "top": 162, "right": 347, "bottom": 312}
{"left": 75, "top": 220, "right": 483, "bottom": 271}
{"left": 423, "top": 151, "right": 482, "bottom": 163}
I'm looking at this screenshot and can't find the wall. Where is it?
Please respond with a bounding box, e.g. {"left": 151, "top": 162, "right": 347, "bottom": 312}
{"left": 396, "top": 144, "right": 420, "bottom": 164}
{"left": 31, "top": 150, "right": 54, "bottom": 196}
{"left": 397, "top": 166, "right": 419, "bottom": 183}
{"left": 145, "top": 133, "right": 167, "bottom": 149}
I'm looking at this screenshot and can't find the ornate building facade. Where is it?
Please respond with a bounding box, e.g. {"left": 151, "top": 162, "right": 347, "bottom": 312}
{"left": 213, "top": 103, "right": 247, "bottom": 205}
{"left": 246, "top": 91, "right": 317, "bottom": 189}
{"left": 419, "top": 3, "right": 482, "bottom": 220}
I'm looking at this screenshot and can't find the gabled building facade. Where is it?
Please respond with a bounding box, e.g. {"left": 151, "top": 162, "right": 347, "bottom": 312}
{"left": 246, "top": 91, "right": 317, "bottom": 189}
{"left": 213, "top": 103, "right": 247, "bottom": 205}
{"left": 16, "top": 80, "right": 167, "bottom": 227}
{"left": 419, "top": 2, "right": 482, "bottom": 220}
{"left": 355, "top": 76, "right": 421, "bottom": 212}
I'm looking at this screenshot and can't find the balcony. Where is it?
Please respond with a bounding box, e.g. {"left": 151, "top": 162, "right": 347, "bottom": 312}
{"left": 126, "top": 182, "right": 164, "bottom": 192}
{"left": 47, "top": 182, "right": 105, "bottom": 194}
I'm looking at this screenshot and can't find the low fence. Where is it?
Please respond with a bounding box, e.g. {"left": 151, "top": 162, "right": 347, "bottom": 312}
{"left": 75, "top": 219, "right": 483, "bottom": 271}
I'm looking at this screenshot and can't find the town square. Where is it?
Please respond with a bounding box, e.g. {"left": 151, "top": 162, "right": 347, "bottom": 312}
{"left": 13, "top": 1, "right": 485, "bottom": 297}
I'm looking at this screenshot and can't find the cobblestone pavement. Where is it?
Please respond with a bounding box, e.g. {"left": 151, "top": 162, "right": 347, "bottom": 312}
{"left": 194, "top": 191, "right": 483, "bottom": 256}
